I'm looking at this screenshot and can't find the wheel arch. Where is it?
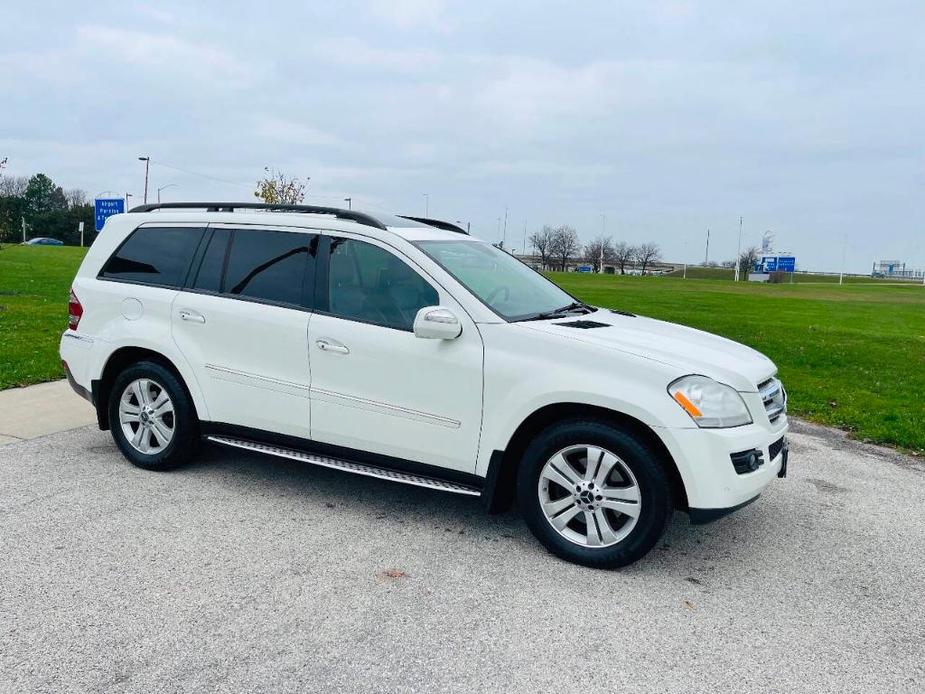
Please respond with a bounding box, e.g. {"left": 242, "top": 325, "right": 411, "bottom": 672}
{"left": 482, "top": 402, "right": 688, "bottom": 514}
{"left": 93, "top": 346, "right": 202, "bottom": 430}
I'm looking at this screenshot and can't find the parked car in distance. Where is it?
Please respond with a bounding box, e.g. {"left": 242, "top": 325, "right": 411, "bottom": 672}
{"left": 60, "top": 202, "right": 789, "bottom": 568}
{"left": 24, "top": 237, "right": 64, "bottom": 246}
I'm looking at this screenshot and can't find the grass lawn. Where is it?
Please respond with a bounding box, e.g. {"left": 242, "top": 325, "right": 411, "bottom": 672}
{"left": 551, "top": 272, "right": 925, "bottom": 453}
{"left": 0, "top": 245, "right": 88, "bottom": 389}
{"left": 1, "top": 244, "right": 922, "bottom": 452}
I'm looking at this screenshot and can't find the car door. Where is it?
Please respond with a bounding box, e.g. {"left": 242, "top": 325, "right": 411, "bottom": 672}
{"left": 307, "top": 233, "right": 483, "bottom": 474}
{"left": 171, "top": 224, "right": 317, "bottom": 439}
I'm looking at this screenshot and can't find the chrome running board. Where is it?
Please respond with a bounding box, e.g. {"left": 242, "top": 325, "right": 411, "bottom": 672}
{"left": 206, "top": 435, "right": 482, "bottom": 497}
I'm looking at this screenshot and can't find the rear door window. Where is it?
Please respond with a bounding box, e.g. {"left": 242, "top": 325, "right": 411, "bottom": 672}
{"left": 100, "top": 226, "right": 205, "bottom": 287}
{"left": 192, "top": 228, "right": 231, "bottom": 293}
{"left": 221, "top": 228, "right": 315, "bottom": 307}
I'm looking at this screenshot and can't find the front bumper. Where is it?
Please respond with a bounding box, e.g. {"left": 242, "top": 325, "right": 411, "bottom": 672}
{"left": 655, "top": 418, "right": 790, "bottom": 516}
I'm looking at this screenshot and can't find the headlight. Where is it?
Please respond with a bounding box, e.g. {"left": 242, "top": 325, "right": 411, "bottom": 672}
{"left": 668, "top": 375, "right": 752, "bottom": 428}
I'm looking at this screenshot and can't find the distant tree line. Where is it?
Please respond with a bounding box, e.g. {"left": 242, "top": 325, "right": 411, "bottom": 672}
{"left": 0, "top": 162, "right": 93, "bottom": 246}
{"left": 528, "top": 224, "right": 663, "bottom": 274}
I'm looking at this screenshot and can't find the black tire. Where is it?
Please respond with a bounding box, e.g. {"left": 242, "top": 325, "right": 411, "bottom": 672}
{"left": 517, "top": 419, "right": 673, "bottom": 569}
{"left": 108, "top": 360, "right": 200, "bottom": 471}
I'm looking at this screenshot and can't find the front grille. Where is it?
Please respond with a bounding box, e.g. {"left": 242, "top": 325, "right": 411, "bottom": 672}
{"left": 768, "top": 436, "right": 785, "bottom": 461}
{"left": 758, "top": 377, "right": 787, "bottom": 424}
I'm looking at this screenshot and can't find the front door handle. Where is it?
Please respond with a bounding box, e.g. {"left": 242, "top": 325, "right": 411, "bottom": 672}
{"left": 316, "top": 338, "right": 349, "bottom": 355}
{"left": 178, "top": 309, "right": 206, "bottom": 324}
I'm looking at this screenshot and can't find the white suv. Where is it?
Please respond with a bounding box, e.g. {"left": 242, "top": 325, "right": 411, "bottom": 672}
{"left": 61, "top": 202, "right": 788, "bottom": 568}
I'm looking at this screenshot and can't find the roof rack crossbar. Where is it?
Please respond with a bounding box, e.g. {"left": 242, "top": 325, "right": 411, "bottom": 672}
{"left": 397, "top": 215, "right": 468, "bottom": 234}
{"left": 128, "top": 202, "right": 388, "bottom": 230}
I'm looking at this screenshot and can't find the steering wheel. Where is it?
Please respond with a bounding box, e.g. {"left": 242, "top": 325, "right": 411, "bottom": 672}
{"left": 485, "top": 286, "right": 510, "bottom": 306}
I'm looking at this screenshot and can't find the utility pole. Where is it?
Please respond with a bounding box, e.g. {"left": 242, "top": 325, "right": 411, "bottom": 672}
{"left": 138, "top": 156, "right": 150, "bottom": 205}
{"left": 704, "top": 229, "right": 710, "bottom": 265}
{"left": 734, "top": 216, "right": 743, "bottom": 282}
{"left": 502, "top": 206, "right": 508, "bottom": 249}
{"left": 839, "top": 234, "right": 847, "bottom": 285}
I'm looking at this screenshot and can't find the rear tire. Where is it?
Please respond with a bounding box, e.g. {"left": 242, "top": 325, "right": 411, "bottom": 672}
{"left": 517, "top": 419, "right": 673, "bottom": 569}
{"left": 108, "top": 361, "right": 200, "bottom": 471}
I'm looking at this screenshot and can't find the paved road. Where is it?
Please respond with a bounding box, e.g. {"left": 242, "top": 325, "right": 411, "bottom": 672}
{"left": 2, "top": 423, "right": 923, "bottom": 693}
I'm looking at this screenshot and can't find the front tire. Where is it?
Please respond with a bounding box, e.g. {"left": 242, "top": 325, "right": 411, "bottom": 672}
{"left": 108, "top": 361, "right": 200, "bottom": 471}
{"left": 517, "top": 419, "right": 673, "bottom": 569}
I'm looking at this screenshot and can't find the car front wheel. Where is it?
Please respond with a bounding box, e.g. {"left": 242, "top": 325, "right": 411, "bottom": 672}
{"left": 517, "top": 419, "right": 673, "bottom": 569}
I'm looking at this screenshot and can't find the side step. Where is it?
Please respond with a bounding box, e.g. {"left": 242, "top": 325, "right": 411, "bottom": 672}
{"left": 206, "top": 436, "right": 482, "bottom": 497}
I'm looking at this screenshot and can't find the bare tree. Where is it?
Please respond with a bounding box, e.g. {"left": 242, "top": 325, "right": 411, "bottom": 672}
{"left": 550, "top": 225, "right": 581, "bottom": 271}
{"left": 584, "top": 235, "right": 615, "bottom": 273}
{"left": 528, "top": 225, "right": 556, "bottom": 270}
{"left": 254, "top": 167, "right": 308, "bottom": 204}
{"left": 635, "top": 243, "right": 662, "bottom": 275}
{"left": 737, "top": 246, "right": 760, "bottom": 280}
{"left": 65, "top": 188, "right": 88, "bottom": 208}
{"left": 612, "top": 241, "right": 635, "bottom": 274}
{"left": 0, "top": 174, "right": 28, "bottom": 197}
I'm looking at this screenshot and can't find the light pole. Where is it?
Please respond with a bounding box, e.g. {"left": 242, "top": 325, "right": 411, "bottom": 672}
{"left": 455, "top": 220, "right": 471, "bottom": 235}
{"left": 344, "top": 197, "right": 352, "bottom": 210}
{"left": 125, "top": 192, "right": 134, "bottom": 209}
{"left": 157, "top": 183, "right": 177, "bottom": 203}
{"left": 138, "top": 156, "right": 150, "bottom": 204}
{"left": 734, "top": 216, "right": 743, "bottom": 282}
{"left": 422, "top": 193, "right": 429, "bottom": 217}
{"left": 704, "top": 229, "right": 710, "bottom": 265}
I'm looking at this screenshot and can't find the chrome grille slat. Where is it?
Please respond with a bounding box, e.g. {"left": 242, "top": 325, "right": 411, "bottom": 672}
{"left": 758, "top": 377, "right": 787, "bottom": 424}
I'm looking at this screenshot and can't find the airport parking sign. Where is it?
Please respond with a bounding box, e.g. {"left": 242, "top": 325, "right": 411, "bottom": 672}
{"left": 94, "top": 198, "right": 125, "bottom": 231}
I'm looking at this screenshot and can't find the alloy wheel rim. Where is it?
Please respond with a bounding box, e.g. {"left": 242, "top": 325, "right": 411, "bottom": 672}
{"left": 119, "top": 378, "right": 175, "bottom": 454}
{"left": 538, "top": 444, "right": 641, "bottom": 548}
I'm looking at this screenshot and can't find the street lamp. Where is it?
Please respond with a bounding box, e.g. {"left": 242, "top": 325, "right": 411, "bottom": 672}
{"left": 423, "top": 193, "right": 429, "bottom": 217}
{"left": 138, "top": 156, "right": 150, "bottom": 205}
{"left": 156, "top": 183, "right": 177, "bottom": 203}
{"left": 125, "top": 192, "right": 134, "bottom": 209}
{"left": 344, "top": 197, "right": 352, "bottom": 210}
{"left": 455, "top": 220, "right": 471, "bottom": 234}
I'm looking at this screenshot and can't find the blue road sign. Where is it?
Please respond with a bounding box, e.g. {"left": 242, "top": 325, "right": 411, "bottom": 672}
{"left": 758, "top": 255, "right": 796, "bottom": 273}
{"left": 94, "top": 198, "right": 125, "bottom": 231}
{"left": 577, "top": 265, "right": 593, "bottom": 273}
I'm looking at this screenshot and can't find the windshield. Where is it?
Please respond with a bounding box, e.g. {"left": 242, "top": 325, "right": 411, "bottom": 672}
{"left": 414, "top": 239, "right": 580, "bottom": 321}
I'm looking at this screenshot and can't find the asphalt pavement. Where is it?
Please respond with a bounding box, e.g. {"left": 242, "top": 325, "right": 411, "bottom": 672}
{"left": 2, "top": 421, "right": 923, "bottom": 693}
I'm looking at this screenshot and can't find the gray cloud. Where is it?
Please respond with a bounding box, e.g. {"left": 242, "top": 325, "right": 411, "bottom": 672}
{"left": 1, "top": 0, "right": 922, "bottom": 271}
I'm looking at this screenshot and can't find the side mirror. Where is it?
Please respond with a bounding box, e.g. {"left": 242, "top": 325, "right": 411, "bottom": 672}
{"left": 413, "top": 306, "right": 462, "bottom": 340}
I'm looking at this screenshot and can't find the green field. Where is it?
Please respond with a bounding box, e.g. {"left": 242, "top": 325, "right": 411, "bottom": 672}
{"left": 0, "top": 245, "right": 88, "bottom": 389}
{"left": 551, "top": 271, "right": 925, "bottom": 452}
{"left": 1, "top": 245, "right": 922, "bottom": 452}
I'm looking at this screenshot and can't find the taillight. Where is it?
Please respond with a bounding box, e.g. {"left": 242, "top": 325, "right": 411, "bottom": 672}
{"left": 68, "top": 287, "right": 83, "bottom": 330}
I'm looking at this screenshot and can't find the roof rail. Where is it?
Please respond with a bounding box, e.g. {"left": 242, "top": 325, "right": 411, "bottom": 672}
{"left": 128, "top": 201, "right": 388, "bottom": 230}
{"left": 397, "top": 215, "right": 468, "bottom": 234}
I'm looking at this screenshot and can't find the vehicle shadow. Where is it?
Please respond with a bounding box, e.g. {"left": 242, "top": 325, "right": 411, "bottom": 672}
{"left": 178, "top": 441, "right": 764, "bottom": 577}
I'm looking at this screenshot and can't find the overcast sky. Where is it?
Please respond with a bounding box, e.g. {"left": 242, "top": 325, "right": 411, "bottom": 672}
{"left": 2, "top": 1, "right": 923, "bottom": 272}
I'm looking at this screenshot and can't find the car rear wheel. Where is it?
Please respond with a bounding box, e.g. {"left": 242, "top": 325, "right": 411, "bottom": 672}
{"left": 108, "top": 361, "right": 199, "bottom": 470}
{"left": 517, "top": 419, "right": 673, "bottom": 569}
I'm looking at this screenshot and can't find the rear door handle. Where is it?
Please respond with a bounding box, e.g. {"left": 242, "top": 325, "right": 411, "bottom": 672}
{"left": 178, "top": 309, "right": 206, "bottom": 324}
{"left": 316, "top": 338, "right": 349, "bottom": 355}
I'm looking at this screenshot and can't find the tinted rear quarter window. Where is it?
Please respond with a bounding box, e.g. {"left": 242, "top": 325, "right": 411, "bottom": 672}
{"left": 100, "top": 227, "right": 204, "bottom": 287}
{"left": 222, "top": 228, "right": 314, "bottom": 307}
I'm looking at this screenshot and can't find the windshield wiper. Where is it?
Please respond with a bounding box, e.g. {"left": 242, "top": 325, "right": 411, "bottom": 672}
{"left": 516, "top": 301, "right": 594, "bottom": 322}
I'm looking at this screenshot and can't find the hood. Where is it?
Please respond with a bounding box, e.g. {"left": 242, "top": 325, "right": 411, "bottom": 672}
{"left": 519, "top": 309, "right": 776, "bottom": 392}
